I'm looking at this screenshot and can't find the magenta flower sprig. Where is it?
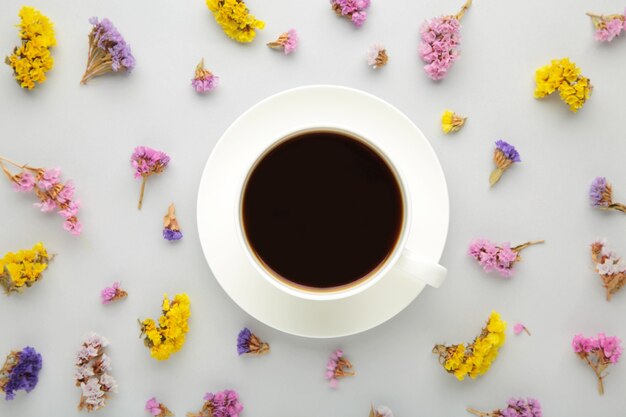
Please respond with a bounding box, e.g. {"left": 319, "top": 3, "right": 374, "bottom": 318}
{"left": 367, "top": 44, "right": 388, "bottom": 69}
{"left": 490, "top": 140, "right": 521, "bottom": 187}
{"left": 513, "top": 323, "right": 531, "bottom": 336}
{"left": 572, "top": 333, "right": 623, "bottom": 395}
{"left": 163, "top": 203, "right": 183, "bottom": 241}
{"left": 130, "top": 146, "right": 170, "bottom": 210}
{"left": 587, "top": 10, "right": 626, "bottom": 42}
{"left": 192, "top": 59, "right": 219, "bottom": 93}
{"left": 267, "top": 29, "right": 298, "bottom": 55}
{"left": 81, "top": 17, "right": 135, "bottom": 84}
{"left": 468, "top": 238, "right": 544, "bottom": 278}
{"left": 145, "top": 397, "right": 174, "bottom": 417}
{"left": 590, "top": 239, "right": 626, "bottom": 301}
{"left": 187, "top": 390, "right": 243, "bottom": 417}
{"left": 467, "top": 398, "right": 542, "bottom": 417}
{"left": 325, "top": 349, "right": 354, "bottom": 388}
{"left": 330, "top": 0, "right": 370, "bottom": 27}
{"left": 418, "top": 0, "right": 472, "bottom": 80}
{"left": 589, "top": 177, "right": 626, "bottom": 214}
{"left": 0, "top": 156, "right": 82, "bottom": 235}
{"left": 100, "top": 282, "right": 127, "bottom": 304}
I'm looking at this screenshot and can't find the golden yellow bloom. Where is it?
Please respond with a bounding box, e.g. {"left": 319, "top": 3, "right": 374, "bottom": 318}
{"left": 140, "top": 293, "right": 191, "bottom": 360}
{"left": 534, "top": 58, "right": 592, "bottom": 112}
{"left": 441, "top": 110, "right": 467, "bottom": 134}
{"left": 206, "top": 0, "right": 265, "bottom": 43}
{"left": 5, "top": 6, "right": 56, "bottom": 90}
{"left": 0, "top": 242, "right": 51, "bottom": 294}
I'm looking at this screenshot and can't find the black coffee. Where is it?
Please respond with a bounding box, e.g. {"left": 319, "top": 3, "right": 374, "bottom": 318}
{"left": 242, "top": 130, "right": 403, "bottom": 290}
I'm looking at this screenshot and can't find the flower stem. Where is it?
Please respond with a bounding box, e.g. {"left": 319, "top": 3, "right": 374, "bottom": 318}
{"left": 586, "top": 12, "right": 625, "bottom": 20}
{"left": 455, "top": 0, "right": 473, "bottom": 20}
{"left": 584, "top": 356, "right": 605, "bottom": 395}
{"left": 609, "top": 203, "right": 626, "bottom": 213}
{"left": 138, "top": 176, "right": 147, "bottom": 210}
{"left": 466, "top": 408, "right": 490, "bottom": 417}
{"left": 0, "top": 156, "right": 28, "bottom": 170}
{"left": 523, "top": 326, "right": 532, "bottom": 336}
{"left": 512, "top": 240, "right": 545, "bottom": 253}
{"left": 489, "top": 168, "right": 503, "bottom": 187}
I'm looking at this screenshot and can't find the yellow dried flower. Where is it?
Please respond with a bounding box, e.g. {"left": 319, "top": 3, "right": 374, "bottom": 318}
{"left": 441, "top": 110, "right": 467, "bottom": 134}
{"left": 0, "top": 242, "right": 51, "bottom": 294}
{"left": 140, "top": 293, "right": 191, "bottom": 360}
{"left": 206, "top": 0, "right": 265, "bottom": 43}
{"left": 534, "top": 58, "right": 592, "bottom": 112}
{"left": 5, "top": 6, "right": 56, "bottom": 90}
{"left": 433, "top": 311, "right": 506, "bottom": 381}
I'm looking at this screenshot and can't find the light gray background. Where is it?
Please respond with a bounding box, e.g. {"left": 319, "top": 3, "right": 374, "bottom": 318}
{"left": 1, "top": 0, "right": 625, "bottom": 416}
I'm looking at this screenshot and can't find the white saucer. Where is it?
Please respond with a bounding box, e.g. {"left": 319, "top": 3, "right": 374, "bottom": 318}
{"left": 197, "top": 85, "right": 449, "bottom": 338}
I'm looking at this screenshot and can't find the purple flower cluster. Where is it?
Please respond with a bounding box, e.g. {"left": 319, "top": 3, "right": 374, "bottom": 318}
{"left": 163, "top": 203, "right": 183, "bottom": 241}
{"left": 145, "top": 397, "right": 173, "bottom": 416}
{"left": 131, "top": 147, "right": 170, "bottom": 179}
{"left": 330, "top": 0, "right": 370, "bottom": 27}
{"left": 573, "top": 333, "right": 623, "bottom": 363}
{"left": 589, "top": 176, "right": 610, "bottom": 207}
{"left": 500, "top": 398, "right": 543, "bottom": 417}
{"left": 88, "top": 17, "right": 136, "bottom": 72}
{"left": 203, "top": 390, "right": 243, "bottom": 417}
{"left": 236, "top": 327, "right": 269, "bottom": 355}
{"left": 192, "top": 59, "right": 219, "bottom": 93}
{"left": 468, "top": 238, "right": 518, "bottom": 277}
{"left": 325, "top": 349, "right": 354, "bottom": 388}
{"left": 1, "top": 347, "right": 42, "bottom": 400}
{"left": 495, "top": 140, "right": 521, "bottom": 163}
{"left": 419, "top": 16, "right": 461, "bottom": 80}
{"left": 163, "top": 228, "right": 182, "bottom": 241}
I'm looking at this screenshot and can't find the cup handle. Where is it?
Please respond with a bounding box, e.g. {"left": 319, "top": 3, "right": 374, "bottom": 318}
{"left": 394, "top": 248, "right": 447, "bottom": 288}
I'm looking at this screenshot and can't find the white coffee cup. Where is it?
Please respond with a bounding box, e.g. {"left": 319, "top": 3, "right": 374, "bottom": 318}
{"left": 237, "top": 125, "right": 446, "bottom": 301}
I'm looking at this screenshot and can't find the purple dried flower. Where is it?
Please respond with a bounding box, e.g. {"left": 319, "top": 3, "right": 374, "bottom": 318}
{"left": 495, "top": 140, "right": 521, "bottom": 163}
{"left": 189, "top": 390, "right": 243, "bottom": 417}
{"left": 130, "top": 147, "right": 170, "bottom": 210}
{"left": 572, "top": 333, "right": 622, "bottom": 394}
{"left": 589, "top": 177, "right": 626, "bottom": 213}
{"left": 81, "top": 17, "right": 135, "bottom": 84}
{"left": 1, "top": 346, "right": 42, "bottom": 400}
{"left": 267, "top": 29, "right": 298, "bottom": 55}
{"left": 467, "top": 398, "right": 542, "bottom": 417}
{"left": 330, "top": 0, "right": 370, "bottom": 27}
{"left": 490, "top": 140, "right": 521, "bottom": 186}
{"left": 192, "top": 58, "right": 219, "bottom": 93}
{"left": 325, "top": 349, "right": 354, "bottom": 388}
{"left": 237, "top": 327, "right": 270, "bottom": 355}
{"left": 163, "top": 203, "right": 183, "bottom": 241}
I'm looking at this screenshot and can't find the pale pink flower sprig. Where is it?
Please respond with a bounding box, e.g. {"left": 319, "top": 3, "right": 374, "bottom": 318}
{"left": 418, "top": 0, "right": 472, "bottom": 80}
{"left": 587, "top": 10, "right": 626, "bottom": 42}
{"left": 74, "top": 333, "right": 117, "bottom": 412}
{"left": 192, "top": 58, "right": 219, "bottom": 93}
{"left": 370, "top": 404, "right": 393, "bottom": 417}
{"left": 325, "top": 349, "right": 354, "bottom": 388}
{"left": 100, "top": 282, "right": 127, "bottom": 304}
{"left": 0, "top": 156, "right": 82, "bottom": 236}
{"left": 130, "top": 146, "right": 170, "bottom": 210}
{"left": 513, "top": 323, "right": 531, "bottom": 336}
{"left": 267, "top": 29, "right": 298, "bottom": 55}
{"left": 367, "top": 44, "right": 388, "bottom": 69}
{"left": 468, "top": 238, "right": 544, "bottom": 278}
{"left": 145, "top": 397, "right": 174, "bottom": 417}
{"left": 330, "top": 0, "right": 370, "bottom": 27}
{"left": 590, "top": 239, "right": 626, "bottom": 301}
{"left": 573, "top": 333, "right": 623, "bottom": 395}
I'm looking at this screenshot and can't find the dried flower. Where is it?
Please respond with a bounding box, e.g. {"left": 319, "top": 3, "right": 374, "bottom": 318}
{"left": 441, "top": 110, "right": 466, "bottom": 133}
{"left": 140, "top": 293, "right": 191, "bottom": 361}
{"left": 130, "top": 146, "right": 170, "bottom": 210}
{"left": 589, "top": 177, "right": 626, "bottom": 213}
{"left": 433, "top": 311, "right": 506, "bottom": 381}
{"left": 74, "top": 333, "right": 117, "bottom": 411}
{"left": 467, "top": 398, "right": 542, "bottom": 417}
{"left": 5, "top": 6, "right": 56, "bottom": 90}
{"left": 81, "top": 17, "right": 135, "bottom": 84}
{"left": 534, "top": 58, "right": 592, "bottom": 112}
{"left": 192, "top": 59, "right": 219, "bottom": 93}
{"left": 369, "top": 404, "right": 393, "bottom": 417}
{"left": 163, "top": 203, "right": 183, "bottom": 241}
{"left": 418, "top": 0, "right": 471, "bottom": 80}
{"left": 468, "top": 238, "right": 543, "bottom": 278}
{"left": 325, "top": 349, "right": 354, "bottom": 388}
{"left": 0, "top": 243, "right": 51, "bottom": 294}
{"left": 367, "top": 44, "right": 388, "bottom": 69}
{"left": 330, "top": 0, "right": 371, "bottom": 27}
{"left": 267, "top": 29, "right": 298, "bottom": 55}
{"left": 0, "top": 347, "right": 42, "bottom": 400}
{"left": 100, "top": 282, "right": 127, "bottom": 304}
{"left": 187, "top": 389, "right": 243, "bottom": 417}
{"left": 572, "top": 333, "right": 622, "bottom": 394}
{"left": 237, "top": 328, "right": 270, "bottom": 356}
{"left": 489, "top": 140, "right": 521, "bottom": 186}
{"left": 146, "top": 397, "right": 174, "bottom": 416}
{"left": 590, "top": 239, "right": 626, "bottom": 301}
{"left": 206, "top": 0, "right": 265, "bottom": 43}
{"left": 1, "top": 157, "right": 82, "bottom": 235}
{"left": 513, "top": 323, "right": 531, "bottom": 336}
{"left": 587, "top": 11, "right": 626, "bottom": 42}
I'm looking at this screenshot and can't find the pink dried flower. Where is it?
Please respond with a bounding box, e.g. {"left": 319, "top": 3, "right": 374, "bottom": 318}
{"left": 591, "top": 239, "right": 626, "bottom": 301}
{"left": 367, "top": 44, "right": 388, "bottom": 69}
{"left": 100, "top": 282, "right": 128, "bottom": 304}
{"left": 267, "top": 29, "right": 298, "bottom": 55}
{"left": 468, "top": 238, "right": 544, "bottom": 277}
{"left": 192, "top": 58, "right": 219, "bottom": 93}
{"left": 572, "top": 333, "right": 623, "bottom": 394}
{"left": 325, "top": 349, "right": 354, "bottom": 388}
{"left": 145, "top": 397, "right": 173, "bottom": 416}
{"left": 513, "top": 323, "right": 531, "bottom": 336}
{"left": 587, "top": 11, "right": 626, "bottom": 42}
{"left": 330, "top": 0, "right": 370, "bottom": 27}
{"left": 130, "top": 146, "right": 170, "bottom": 210}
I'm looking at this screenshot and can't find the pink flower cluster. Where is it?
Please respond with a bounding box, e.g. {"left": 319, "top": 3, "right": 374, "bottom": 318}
{"left": 3, "top": 163, "right": 82, "bottom": 236}
{"left": 330, "top": 0, "right": 370, "bottom": 27}
{"left": 572, "top": 333, "right": 623, "bottom": 364}
{"left": 202, "top": 390, "right": 243, "bottom": 417}
{"left": 419, "top": 16, "right": 461, "bottom": 80}
{"left": 100, "top": 282, "right": 127, "bottom": 304}
{"left": 131, "top": 147, "right": 170, "bottom": 179}
{"left": 468, "top": 238, "right": 518, "bottom": 277}
{"left": 267, "top": 29, "right": 298, "bottom": 55}
{"left": 590, "top": 11, "right": 626, "bottom": 42}
{"left": 325, "top": 349, "right": 354, "bottom": 388}
{"left": 145, "top": 397, "right": 172, "bottom": 416}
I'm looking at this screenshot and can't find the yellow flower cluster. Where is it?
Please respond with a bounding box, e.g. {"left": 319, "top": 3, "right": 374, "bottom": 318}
{"left": 441, "top": 110, "right": 467, "bottom": 134}
{"left": 534, "top": 58, "right": 592, "bottom": 113}
{"left": 434, "top": 311, "right": 506, "bottom": 381}
{"left": 0, "top": 243, "right": 50, "bottom": 294}
{"left": 206, "top": 0, "right": 265, "bottom": 43}
{"left": 5, "top": 6, "right": 56, "bottom": 90}
{"left": 140, "top": 293, "right": 191, "bottom": 361}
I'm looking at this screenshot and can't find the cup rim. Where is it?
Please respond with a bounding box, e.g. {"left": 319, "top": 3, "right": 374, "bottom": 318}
{"left": 236, "top": 124, "right": 412, "bottom": 301}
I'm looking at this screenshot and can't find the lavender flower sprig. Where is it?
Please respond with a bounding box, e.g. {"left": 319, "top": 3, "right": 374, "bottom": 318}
{"left": 187, "top": 390, "right": 243, "bottom": 417}
{"left": 81, "top": 17, "right": 135, "bottom": 84}
{"left": 467, "top": 398, "right": 542, "bottom": 417}
{"left": 489, "top": 140, "right": 521, "bottom": 187}
{"left": 163, "top": 203, "right": 183, "bottom": 241}
{"left": 237, "top": 328, "right": 269, "bottom": 355}
{"left": 589, "top": 177, "right": 626, "bottom": 213}
{"left": 0, "top": 347, "right": 42, "bottom": 400}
